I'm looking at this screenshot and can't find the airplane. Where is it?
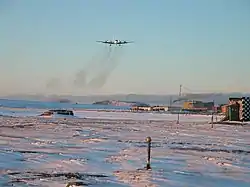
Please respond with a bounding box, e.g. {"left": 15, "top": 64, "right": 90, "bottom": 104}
{"left": 96, "top": 39, "right": 134, "bottom": 46}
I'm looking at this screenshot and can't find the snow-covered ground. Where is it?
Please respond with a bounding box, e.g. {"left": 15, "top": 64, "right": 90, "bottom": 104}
{"left": 0, "top": 110, "right": 249, "bottom": 187}
{"left": 1, "top": 107, "right": 223, "bottom": 122}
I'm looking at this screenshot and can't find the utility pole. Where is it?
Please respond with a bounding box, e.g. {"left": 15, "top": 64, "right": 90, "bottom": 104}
{"left": 211, "top": 99, "right": 215, "bottom": 128}
{"left": 177, "top": 84, "right": 182, "bottom": 124}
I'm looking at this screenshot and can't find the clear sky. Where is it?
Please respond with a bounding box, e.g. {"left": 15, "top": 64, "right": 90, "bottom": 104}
{"left": 0, "top": 0, "right": 250, "bottom": 95}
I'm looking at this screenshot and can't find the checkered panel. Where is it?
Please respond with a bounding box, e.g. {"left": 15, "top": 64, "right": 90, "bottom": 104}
{"left": 242, "top": 97, "right": 250, "bottom": 121}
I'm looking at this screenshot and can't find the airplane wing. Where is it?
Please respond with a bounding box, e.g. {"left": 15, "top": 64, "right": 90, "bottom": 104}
{"left": 125, "top": 41, "right": 134, "bottom": 43}
{"left": 96, "top": 41, "right": 105, "bottom": 43}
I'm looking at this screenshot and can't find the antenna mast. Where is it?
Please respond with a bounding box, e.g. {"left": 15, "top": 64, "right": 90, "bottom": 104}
{"left": 179, "top": 84, "right": 182, "bottom": 97}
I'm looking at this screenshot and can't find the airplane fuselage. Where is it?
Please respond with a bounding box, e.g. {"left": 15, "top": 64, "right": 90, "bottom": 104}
{"left": 105, "top": 40, "right": 124, "bottom": 45}
{"left": 97, "top": 39, "right": 132, "bottom": 46}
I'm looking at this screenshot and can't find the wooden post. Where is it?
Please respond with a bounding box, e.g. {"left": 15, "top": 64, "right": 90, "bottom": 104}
{"left": 145, "top": 136, "right": 152, "bottom": 170}
{"left": 177, "top": 112, "right": 180, "bottom": 124}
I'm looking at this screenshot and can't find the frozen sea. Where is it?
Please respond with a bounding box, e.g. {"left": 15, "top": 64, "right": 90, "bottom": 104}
{"left": 0, "top": 99, "right": 250, "bottom": 187}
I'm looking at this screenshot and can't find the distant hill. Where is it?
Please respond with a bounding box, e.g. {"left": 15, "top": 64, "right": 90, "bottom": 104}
{"left": 93, "top": 100, "right": 150, "bottom": 107}
{"left": 1, "top": 93, "right": 249, "bottom": 105}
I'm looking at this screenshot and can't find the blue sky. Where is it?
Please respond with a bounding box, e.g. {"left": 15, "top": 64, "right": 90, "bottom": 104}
{"left": 0, "top": 0, "right": 250, "bottom": 95}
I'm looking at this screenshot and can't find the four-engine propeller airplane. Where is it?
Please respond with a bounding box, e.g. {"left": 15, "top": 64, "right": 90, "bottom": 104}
{"left": 96, "top": 39, "right": 134, "bottom": 46}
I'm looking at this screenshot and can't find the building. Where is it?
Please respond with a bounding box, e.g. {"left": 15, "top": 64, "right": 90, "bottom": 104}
{"left": 151, "top": 106, "right": 166, "bottom": 111}
{"left": 220, "top": 104, "right": 229, "bottom": 114}
{"left": 165, "top": 106, "right": 182, "bottom": 112}
{"left": 226, "top": 97, "right": 250, "bottom": 121}
{"left": 182, "top": 100, "right": 214, "bottom": 111}
{"left": 131, "top": 106, "right": 151, "bottom": 111}
{"left": 203, "top": 102, "right": 214, "bottom": 110}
